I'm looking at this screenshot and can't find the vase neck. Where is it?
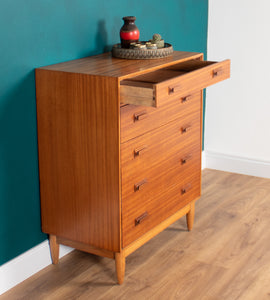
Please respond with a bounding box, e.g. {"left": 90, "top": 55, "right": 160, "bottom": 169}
{"left": 123, "top": 16, "right": 136, "bottom": 24}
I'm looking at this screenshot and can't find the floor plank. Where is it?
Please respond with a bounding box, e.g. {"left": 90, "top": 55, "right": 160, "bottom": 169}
{"left": 1, "top": 169, "right": 270, "bottom": 300}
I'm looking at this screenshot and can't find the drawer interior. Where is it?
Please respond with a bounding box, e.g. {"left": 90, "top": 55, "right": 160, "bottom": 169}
{"left": 122, "top": 60, "right": 215, "bottom": 85}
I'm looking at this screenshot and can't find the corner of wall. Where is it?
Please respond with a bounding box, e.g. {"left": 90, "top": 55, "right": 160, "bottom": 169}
{"left": 0, "top": 241, "right": 73, "bottom": 295}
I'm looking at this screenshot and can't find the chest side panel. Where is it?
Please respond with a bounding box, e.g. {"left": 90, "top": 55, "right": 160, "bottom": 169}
{"left": 36, "top": 70, "right": 121, "bottom": 252}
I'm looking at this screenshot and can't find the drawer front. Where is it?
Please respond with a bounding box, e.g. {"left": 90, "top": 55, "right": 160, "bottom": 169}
{"left": 120, "top": 59, "right": 230, "bottom": 107}
{"left": 121, "top": 111, "right": 201, "bottom": 247}
{"left": 122, "top": 142, "right": 201, "bottom": 201}
{"left": 121, "top": 91, "right": 201, "bottom": 143}
{"left": 122, "top": 171, "right": 201, "bottom": 247}
{"left": 121, "top": 108, "right": 201, "bottom": 186}
{"left": 155, "top": 59, "right": 230, "bottom": 106}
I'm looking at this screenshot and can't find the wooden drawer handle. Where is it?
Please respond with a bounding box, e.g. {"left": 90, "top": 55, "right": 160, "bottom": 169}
{"left": 134, "top": 111, "right": 147, "bottom": 122}
{"left": 135, "top": 211, "right": 148, "bottom": 226}
{"left": 181, "top": 183, "right": 192, "bottom": 195}
{"left": 134, "top": 179, "right": 148, "bottom": 192}
{"left": 168, "top": 83, "right": 181, "bottom": 95}
{"left": 181, "top": 95, "right": 192, "bottom": 103}
{"left": 181, "top": 124, "right": 192, "bottom": 134}
{"left": 212, "top": 67, "right": 223, "bottom": 78}
{"left": 134, "top": 145, "right": 148, "bottom": 157}
{"left": 181, "top": 154, "right": 192, "bottom": 165}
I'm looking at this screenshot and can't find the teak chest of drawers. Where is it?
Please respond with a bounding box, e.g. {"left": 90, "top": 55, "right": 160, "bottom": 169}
{"left": 35, "top": 51, "right": 230, "bottom": 284}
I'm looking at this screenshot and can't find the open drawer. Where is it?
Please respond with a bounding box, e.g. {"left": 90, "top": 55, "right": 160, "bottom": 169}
{"left": 120, "top": 59, "right": 230, "bottom": 107}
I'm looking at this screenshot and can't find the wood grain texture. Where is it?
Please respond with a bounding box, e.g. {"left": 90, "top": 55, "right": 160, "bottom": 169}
{"left": 156, "top": 59, "right": 230, "bottom": 105}
{"left": 122, "top": 172, "right": 200, "bottom": 247}
{"left": 36, "top": 70, "right": 121, "bottom": 252}
{"left": 123, "top": 201, "right": 194, "bottom": 258}
{"left": 34, "top": 52, "right": 230, "bottom": 284}
{"left": 121, "top": 130, "right": 201, "bottom": 200}
{"left": 3, "top": 170, "right": 270, "bottom": 300}
{"left": 115, "top": 252, "right": 125, "bottom": 285}
{"left": 37, "top": 51, "right": 203, "bottom": 79}
{"left": 121, "top": 104, "right": 201, "bottom": 246}
{"left": 120, "top": 83, "right": 155, "bottom": 107}
{"left": 120, "top": 59, "right": 230, "bottom": 107}
{"left": 186, "top": 201, "right": 195, "bottom": 231}
{"left": 57, "top": 237, "right": 115, "bottom": 259}
{"left": 121, "top": 105, "right": 201, "bottom": 171}
{"left": 49, "top": 235, "right": 59, "bottom": 264}
{"left": 120, "top": 91, "right": 201, "bottom": 143}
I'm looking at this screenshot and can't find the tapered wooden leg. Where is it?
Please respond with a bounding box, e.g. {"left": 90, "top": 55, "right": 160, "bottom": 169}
{"left": 49, "top": 235, "right": 59, "bottom": 264}
{"left": 186, "top": 202, "right": 195, "bottom": 231}
{"left": 115, "top": 252, "right": 125, "bottom": 284}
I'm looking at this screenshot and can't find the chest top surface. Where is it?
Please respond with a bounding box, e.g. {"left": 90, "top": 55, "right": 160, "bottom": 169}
{"left": 37, "top": 51, "right": 203, "bottom": 80}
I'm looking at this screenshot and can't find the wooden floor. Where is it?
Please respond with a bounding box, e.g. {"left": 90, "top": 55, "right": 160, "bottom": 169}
{"left": 1, "top": 169, "right": 270, "bottom": 300}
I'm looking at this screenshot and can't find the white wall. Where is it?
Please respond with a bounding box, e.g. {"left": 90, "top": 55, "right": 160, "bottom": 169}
{"left": 205, "top": 0, "right": 270, "bottom": 178}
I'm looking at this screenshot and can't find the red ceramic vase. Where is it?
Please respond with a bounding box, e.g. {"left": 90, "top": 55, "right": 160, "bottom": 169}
{"left": 120, "top": 16, "right": 140, "bottom": 48}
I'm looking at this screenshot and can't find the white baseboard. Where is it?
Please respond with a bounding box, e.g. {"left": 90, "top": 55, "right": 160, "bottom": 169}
{"left": 0, "top": 240, "right": 73, "bottom": 295}
{"left": 201, "top": 150, "right": 206, "bottom": 170}
{"left": 204, "top": 151, "right": 270, "bottom": 179}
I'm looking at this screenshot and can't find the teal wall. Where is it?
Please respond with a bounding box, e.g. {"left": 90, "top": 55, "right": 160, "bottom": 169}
{"left": 0, "top": 0, "right": 208, "bottom": 265}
